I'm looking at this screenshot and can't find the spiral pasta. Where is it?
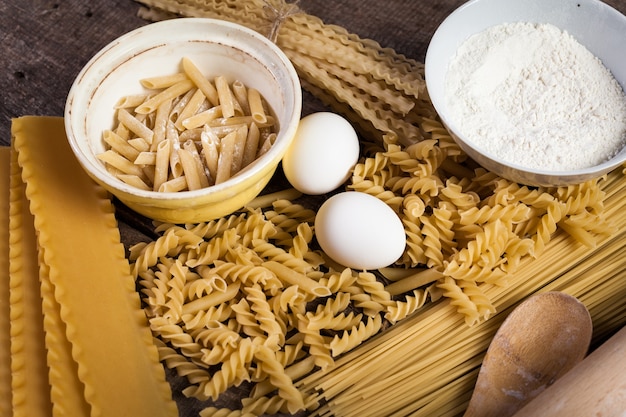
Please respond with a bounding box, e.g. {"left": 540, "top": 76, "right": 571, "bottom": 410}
{"left": 384, "top": 287, "right": 433, "bottom": 324}
{"left": 254, "top": 345, "right": 305, "bottom": 413}
{"left": 328, "top": 314, "right": 383, "bottom": 356}
{"left": 184, "top": 337, "right": 256, "bottom": 401}
{"left": 131, "top": 3, "right": 621, "bottom": 416}
{"left": 243, "top": 284, "right": 284, "bottom": 348}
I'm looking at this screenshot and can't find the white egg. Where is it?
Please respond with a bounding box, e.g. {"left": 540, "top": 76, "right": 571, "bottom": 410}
{"left": 314, "top": 191, "right": 406, "bottom": 270}
{"left": 282, "top": 112, "right": 360, "bottom": 195}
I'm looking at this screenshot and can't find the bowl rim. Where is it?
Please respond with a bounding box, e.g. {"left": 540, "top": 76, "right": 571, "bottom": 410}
{"left": 424, "top": 0, "right": 626, "bottom": 185}
{"left": 64, "top": 17, "right": 302, "bottom": 201}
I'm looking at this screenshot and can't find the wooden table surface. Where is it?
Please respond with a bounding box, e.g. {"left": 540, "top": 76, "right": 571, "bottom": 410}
{"left": 2, "top": 0, "right": 626, "bottom": 416}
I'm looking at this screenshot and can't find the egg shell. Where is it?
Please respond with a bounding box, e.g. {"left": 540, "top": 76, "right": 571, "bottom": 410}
{"left": 282, "top": 112, "right": 360, "bottom": 195}
{"left": 314, "top": 191, "right": 406, "bottom": 270}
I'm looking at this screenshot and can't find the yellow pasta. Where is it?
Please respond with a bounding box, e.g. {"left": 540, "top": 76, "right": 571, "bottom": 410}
{"left": 244, "top": 284, "right": 285, "bottom": 347}
{"left": 117, "top": 108, "right": 155, "bottom": 143}
{"left": 247, "top": 87, "right": 267, "bottom": 124}
{"left": 232, "top": 80, "right": 250, "bottom": 115}
{"left": 174, "top": 88, "right": 207, "bottom": 130}
{"left": 328, "top": 314, "right": 383, "bottom": 357}
{"left": 230, "top": 124, "right": 248, "bottom": 174}
{"left": 262, "top": 261, "right": 331, "bottom": 297}
{"left": 114, "top": 93, "right": 149, "bottom": 108}
{"left": 242, "top": 122, "right": 261, "bottom": 168}
{"left": 178, "top": 148, "right": 203, "bottom": 190}
{"left": 140, "top": 72, "right": 189, "bottom": 89}
{"left": 97, "top": 150, "right": 145, "bottom": 178}
{"left": 215, "top": 130, "right": 237, "bottom": 184}
{"left": 117, "top": 173, "right": 151, "bottom": 191}
{"left": 182, "top": 105, "right": 223, "bottom": 130}
{"left": 181, "top": 56, "right": 220, "bottom": 106}
{"left": 98, "top": 58, "right": 277, "bottom": 192}
{"left": 128, "top": 3, "right": 626, "bottom": 416}
{"left": 254, "top": 345, "right": 305, "bottom": 413}
{"left": 137, "top": 79, "right": 195, "bottom": 114}
{"left": 129, "top": 201, "right": 418, "bottom": 413}
{"left": 159, "top": 175, "right": 187, "bottom": 193}
{"left": 103, "top": 129, "right": 140, "bottom": 161}
{"left": 215, "top": 75, "right": 237, "bottom": 119}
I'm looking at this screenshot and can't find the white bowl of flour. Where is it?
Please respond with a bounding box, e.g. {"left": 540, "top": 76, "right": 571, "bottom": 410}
{"left": 425, "top": 0, "right": 626, "bottom": 187}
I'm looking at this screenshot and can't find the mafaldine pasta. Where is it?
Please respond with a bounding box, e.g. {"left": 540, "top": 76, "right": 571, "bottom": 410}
{"left": 13, "top": 148, "right": 92, "bottom": 417}
{"left": 11, "top": 116, "right": 178, "bottom": 417}
{"left": 0, "top": 148, "right": 12, "bottom": 417}
{"left": 8, "top": 147, "right": 52, "bottom": 417}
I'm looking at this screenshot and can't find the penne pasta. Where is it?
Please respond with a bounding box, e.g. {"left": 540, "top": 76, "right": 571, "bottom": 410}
{"left": 215, "top": 130, "right": 237, "bottom": 184}
{"left": 168, "top": 88, "right": 196, "bottom": 125}
{"left": 158, "top": 175, "right": 187, "bottom": 192}
{"left": 181, "top": 56, "right": 220, "bottom": 106}
{"left": 241, "top": 122, "right": 261, "bottom": 168}
{"left": 181, "top": 105, "right": 222, "bottom": 130}
{"left": 97, "top": 57, "right": 277, "bottom": 193}
{"left": 208, "top": 115, "right": 275, "bottom": 129}
{"left": 142, "top": 164, "right": 155, "bottom": 186}
{"left": 128, "top": 137, "right": 150, "bottom": 153}
{"left": 178, "top": 128, "right": 202, "bottom": 142}
{"left": 102, "top": 129, "right": 140, "bottom": 162}
{"left": 178, "top": 148, "right": 203, "bottom": 191}
{"left": 232, "top": 80, "right": 250, "bottom": 115}
{"left": 205, "top": 124, "right": 248, "bottom": 138}
{"left": 117, "top": 174, "right": 151, "bottom": 191}
{"left": 166, "top": 121, "right": 184, "bottom": 179}
{"left": 247, "top": 87, "right": 267, "bottom": 124}
{"left": 117, "top": 108, "right": 154, "bottom": 144}
{"left": 200, "top": 126, "right": 219, "bottom": 183}
{"left": 97, "top": 150, "right": 145, "bottom": 178}
{"left": 140, "top": 72, "right": 189, "bottom": 89}
{"left": 258, "top": 132, "right": 276, "bottom": 157}
{"left": 182, "top": 139, "right": 210, "bottom": 188}
{"left": 215, "top": 75, "right": 236, "bottom": 119}
{"left": 114, "top": 121, "right": 130, "bottom": 140}
{"left": 135, "top": 79, "right": 194, "bottom": 114}
{"left": 114, "top": 94, "right": 149, "bottom": 109}
{"left": 151, "top": 98, "right": 172, "bottom": 150}
{"left": 231, "top": 124, "right": 248, "bottom": 174}
{"left": 134, "top": 151, "right": 157, "bottom": 166}
{"left": 154, "top": 139, "right": 171, "bottom": 191}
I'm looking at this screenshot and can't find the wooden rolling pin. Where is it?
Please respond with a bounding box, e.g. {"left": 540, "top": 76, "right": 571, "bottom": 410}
{"left": 513, "top": 326, "right": 626, "bottom": 416}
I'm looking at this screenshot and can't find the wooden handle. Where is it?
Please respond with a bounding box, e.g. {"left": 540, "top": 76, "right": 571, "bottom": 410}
{"left": 513, "top": 326, "right": 626, "bottom": 417}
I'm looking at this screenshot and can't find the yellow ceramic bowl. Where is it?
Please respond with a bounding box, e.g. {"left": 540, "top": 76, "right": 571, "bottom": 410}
{"left": 65, "top": 18, "right": 302, "bottom": 223}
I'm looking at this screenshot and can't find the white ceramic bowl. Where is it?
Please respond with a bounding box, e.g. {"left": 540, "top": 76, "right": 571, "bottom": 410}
{"left": 425, "top": 0, "right": 626, "bottom": 187}
{"left": 65, "top": 18, "right": 302, "bottom": 223}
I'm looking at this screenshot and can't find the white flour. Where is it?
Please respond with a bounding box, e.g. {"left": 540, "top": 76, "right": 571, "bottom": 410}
{"left": 445, "top": 22, "right": 626, "bottom": 171}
